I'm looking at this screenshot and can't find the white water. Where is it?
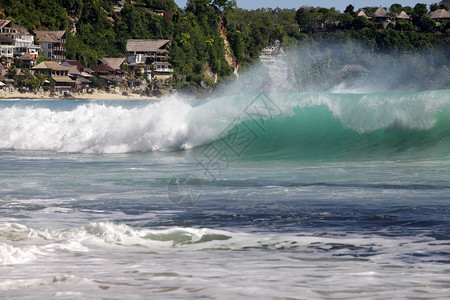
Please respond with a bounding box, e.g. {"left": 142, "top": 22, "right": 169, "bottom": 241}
{"left": 1, "top": 221, "right": 450, "bottom": 299}
{"left": 1, "top": 90, "right": 448, "bottom": 154}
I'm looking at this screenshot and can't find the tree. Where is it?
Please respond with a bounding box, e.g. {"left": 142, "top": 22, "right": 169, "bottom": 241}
{"left": 36, "top": 56, "right": 49, "bottom": 65}
{"left": 338, "top": 13, "right": 354, "bottom": 29}
{"left": 229, "top": 30, "right": 244, "bottom": 61}
{"left": 389, "top": 4, "right": 403, "bottom": 14}
{"left": 186, "top": 0, "right": 210, "bottom": 14}
{"left": 412, "top": 3, "right": 434, "bottom": 32}
{"left": 344, "top": 4, "right": 354, "bottom": 14}
{"left": 402, "top": 6, "right": 414, "bottom": 16}
{"left": 212, "top": 0, "right": 236, "bottom": 12}
{"left": 296, "top": 8, "right": 323, "bottom": 33}
{"left": 352, "top": 16, "right": 370, "bottom": 30}
{"left": 6, "top": 65, "right": 17, "bottom": 81}
{"left": 413, "top": 3, "right": 428, "bottom": 18}
{"left": 429, "top": 4, "right": 439, "bottom": 12}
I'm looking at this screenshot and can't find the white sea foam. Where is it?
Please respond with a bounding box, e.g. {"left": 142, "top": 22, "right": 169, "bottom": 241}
{"left": 0, "top": 242, "right": 43, "bottom": 264}
{"left": 1, "top": 221, "right": 450, "bottom": 299}
{"left": 1, "top": 221, "right": 449, "bottom": 260}
{"left": 0, "top": 90, "right": 449, "bottom": 153}
{"left": 0, "top": 96, "right": 252, "bottom": 153}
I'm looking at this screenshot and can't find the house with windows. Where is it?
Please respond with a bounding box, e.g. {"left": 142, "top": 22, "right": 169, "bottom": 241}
{"left": 0, "top": 19, "right": 40, "bottom": 58}
{"left": 125, "top": 39, "right": 173, "bottom": 80}
{"left": 0, "top": 34, "right": 14, "bottom": 58}
{"left": 32, "top": 61, "right": 75, "bottom": 91}
{"left": 90, "top": 63, "right": 118, "bottom": 77}
{"left": 61, "top": 60, "right": 93, "bottom": 91}
{"left": 34, "top": 30, "right": 66, "bottom": 62}
{"left": 373, "top": 6, "right": 389, "bottom": 22}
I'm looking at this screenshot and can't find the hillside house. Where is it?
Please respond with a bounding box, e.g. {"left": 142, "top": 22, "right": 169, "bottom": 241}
{"left": 126, "top": 39, "right": 172, "bottom": 80}
{"left": 90, "top": 63, "right": 119, "bottom": 77}
{"left": 61, "top": 60, "right": 92, "bottom": 91}
{"left": 32, "top": 61, "right": 75, "bottom": 91}
{"left": 396, "top": 11, "right": 411, "bottom": 20}
{"left": 99, "top": 57, "right": 125, "bottom": 73}
{"left": 429, "top": 8, "right": 450, "bottom": 19}
{"left": 35, "top": 30, "right": 66, "bottom": 62}
{"left": 357, "top": 11, "right": 370, "bottom": 19}
{"left": 373, "top": 6, "right": 388, "bottom": 22}
{"left": 0, "top": 20, "right": 40, "bottom": 57}
{"left": 0, "top": 34, "right": 14, "bottom": 58}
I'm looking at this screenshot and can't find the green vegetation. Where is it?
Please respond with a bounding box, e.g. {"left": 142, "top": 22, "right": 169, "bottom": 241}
{"left": 0, "top": 0, "right": 449, "bottom": 91}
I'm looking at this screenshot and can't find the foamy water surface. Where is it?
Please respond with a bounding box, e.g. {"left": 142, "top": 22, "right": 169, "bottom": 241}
{"left": 1, "top": 94, "right": 450, "bottom": 299}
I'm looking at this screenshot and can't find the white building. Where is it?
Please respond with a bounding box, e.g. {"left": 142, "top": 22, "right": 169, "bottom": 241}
{"left": 126, "top": 39, "right": 173, "bottom": 80}
{"left": 34, "top": 30, "right": 66, "bottom": 62}
{"left": 0, "top": 19, "right": 40, "bottom": 57}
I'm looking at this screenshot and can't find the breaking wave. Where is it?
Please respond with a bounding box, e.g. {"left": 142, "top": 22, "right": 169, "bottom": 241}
{"left": 0, "top": 89, "right": 449, "bottom": 158}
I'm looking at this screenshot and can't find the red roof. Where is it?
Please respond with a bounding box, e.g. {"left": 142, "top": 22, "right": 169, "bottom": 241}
{"left": 90, "top": 63, "right": 116, "bottom": 74}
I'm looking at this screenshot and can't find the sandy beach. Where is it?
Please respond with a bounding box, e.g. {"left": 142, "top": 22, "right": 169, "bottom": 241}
{"left": 0, "top": 89, "right": 161, "bottom": 101}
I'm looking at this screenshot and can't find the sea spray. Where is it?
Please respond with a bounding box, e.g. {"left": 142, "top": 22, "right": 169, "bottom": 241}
{"left": 1, "top": 90, "right": 449, "bottom": 157}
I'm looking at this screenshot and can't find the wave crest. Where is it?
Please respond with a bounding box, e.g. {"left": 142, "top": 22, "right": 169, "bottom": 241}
{"left": 0, "top": 90, "right": 449, "bottom": 155}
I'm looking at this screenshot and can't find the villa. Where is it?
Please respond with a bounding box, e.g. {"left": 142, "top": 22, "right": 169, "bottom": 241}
{"left": 126, "top": 39, "right": 173, "bottom": 80}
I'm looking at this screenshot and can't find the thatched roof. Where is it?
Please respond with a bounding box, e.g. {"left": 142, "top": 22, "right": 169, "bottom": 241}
{"left": 32, "top": 61, "right": 69, "bottom": 71}
{"left": 374, "top": 6, "right": 388, "bottom": 18}
{"left": 99, "top": 57, "right": 125, "bottom": 70}
{"left": 357, "top": 11, "right": 369, "bottom": 19}
{"left": 126, "top": 39, "right": 170, "bottom": 53}
{"left": 429, "top": 9, "right": 450, "bottom": 19}
{"left": 35, "top": 30, "right": 66, "bottom": 43}
{"left": 396, "top": 11, "right": 411, "bottom": 20}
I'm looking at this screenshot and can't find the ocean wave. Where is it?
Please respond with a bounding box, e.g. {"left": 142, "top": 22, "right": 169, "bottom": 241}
{"left": 1, "top": 221, "right": 449, "bottom": 265}
{"left": 0, "top": 90, "right": 449, "bottom": 156}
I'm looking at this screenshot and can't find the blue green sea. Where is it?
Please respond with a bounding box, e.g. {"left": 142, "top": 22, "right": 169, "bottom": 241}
{"left": 1, "top": 88, "right": 450, "bottom": 299}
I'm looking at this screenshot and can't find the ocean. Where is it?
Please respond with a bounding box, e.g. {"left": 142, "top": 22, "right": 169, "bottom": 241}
{"left": 1, "top": 89, "right": 449, "bottom": 299}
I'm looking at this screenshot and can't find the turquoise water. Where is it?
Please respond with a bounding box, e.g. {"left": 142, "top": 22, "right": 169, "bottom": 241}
{"left": 0, "top": 90, "right": 450, "bottom": 299}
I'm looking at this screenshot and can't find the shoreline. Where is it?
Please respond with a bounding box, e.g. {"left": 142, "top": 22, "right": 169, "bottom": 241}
{"left": 0, "top": 90, "right": 162, "bottom": 101}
